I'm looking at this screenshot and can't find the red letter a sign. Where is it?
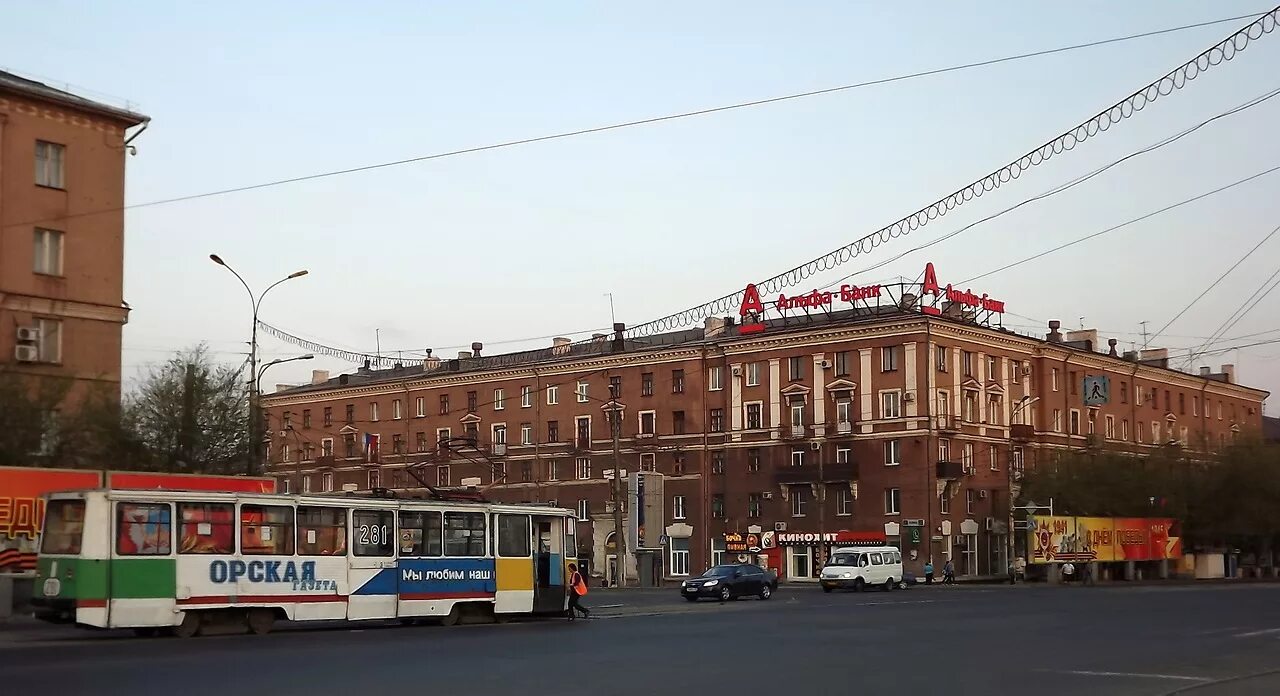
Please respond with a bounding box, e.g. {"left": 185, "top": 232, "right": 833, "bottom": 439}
{"left": 739, "top": 283, "right": 765, "bottom": 334}
{"left": 921, "top": 262, "right": 940, "bottom": 296}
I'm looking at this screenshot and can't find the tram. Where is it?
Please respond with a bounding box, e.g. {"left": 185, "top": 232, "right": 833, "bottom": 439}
{"left": 32, "top": 488, "right": 577, "bottom": 636}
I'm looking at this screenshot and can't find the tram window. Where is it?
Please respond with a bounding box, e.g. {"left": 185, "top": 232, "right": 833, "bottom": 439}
{"left": 399, "top": 511, "right": 442, "bottom": 557}
{"left": 41, "top": 500, "right": 86, "bottom": 555}
{"left": 178, "top": 503, "right": 234, "bottom": 554}
{"left": 354, "top": 509, "right": 395, "bottom": 557}
{"left": 497, "top": 514, "right": 531, "bottom": 558}
{"left": 241, "top": 505, "right": 295, "bottom": 556}
{"left": 565, "top": 524, "right": 577, "bottom": 560}
{"left": 444, "top": 511, "right": 486, "bottom": 557}
{"left": 116, "top": 503, "right": 172, "bottom": 556}
{"left": 297, "top": 506, "right": 347, "bottom": 555}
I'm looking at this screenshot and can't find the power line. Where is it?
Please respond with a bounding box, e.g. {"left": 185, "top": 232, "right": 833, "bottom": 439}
{"left": 2, "top": 10, "right": 1273, "bottom": 239}
{"left": 1182, "top": 258, "right": 1280, "bottom": 367}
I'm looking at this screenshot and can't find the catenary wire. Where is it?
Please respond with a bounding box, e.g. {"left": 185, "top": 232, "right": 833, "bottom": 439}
{"left": 1181, "top": 259, "right": 1280, "bottom": 367}
{"left": 1, "top": 11, "right": 1270, "bottom": 235}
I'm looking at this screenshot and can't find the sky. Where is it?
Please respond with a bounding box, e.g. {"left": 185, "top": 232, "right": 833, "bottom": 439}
{"left": 4, "top": 1, "right": 1280, "bottom": 405}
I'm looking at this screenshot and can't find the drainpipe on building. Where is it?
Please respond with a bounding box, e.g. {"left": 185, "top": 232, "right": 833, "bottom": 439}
{"left": 700, "top": 345, "right": 710, "bottom": 577}
{"left": 924, "top": 318, "right": 935, "bottom": 567}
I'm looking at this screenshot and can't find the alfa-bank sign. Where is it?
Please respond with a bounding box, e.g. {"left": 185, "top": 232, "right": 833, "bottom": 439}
{"left": 738, "top": 262, "right": 1005, "bottom": 334}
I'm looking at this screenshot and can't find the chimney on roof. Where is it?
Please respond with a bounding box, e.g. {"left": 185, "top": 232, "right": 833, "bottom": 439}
{"left": 457, "top": 351, "right": 472, "bottom": 359}
{"left": 552, "top": 337, "right": 572, "bottom": 355}
{"left": 1221, "top": 364, "right": 1235, "bottom": 384}
{"left": 311, "top": 369, "right": 330, "bottom": 385}
{"left": 1047, "top": 320, "right": 1063, "bottom": 343}
{"left": 359, "top": 359, "right": 371, "bottom": 373}
{"left": 338, "top": 373, "right": 350, "bottom": 385}
{"left": 899, "top": 293, "right": 918, "bottom": 311}
{"left": 1138, "top": 348, "right": 1169, "bottom": 369}
{"left": 1107, "top": 339, "right": 1118, "bottom": 357}
{"left": 1123, "top": 350, "right": 1138, "bottom": 361}
{"left": 424, "top": 356, "right": 441, "bottom": 370}
{"left": 704, "top": 316, "right": 726, "bottom": 338}
{"left": 1064, "top": 329, "right": 1098, "bottom": 352}
{"left": 1199, "top": 366, "right": 1211, "bottom": 376}
{"left": 612, "top": 322, "right": 626, "bottom": 353}
{"left": 471, "top": 342, "right": 483, "bottom": 357}
{"left": 591, "top": 333, "right": 607, "bottom": 343}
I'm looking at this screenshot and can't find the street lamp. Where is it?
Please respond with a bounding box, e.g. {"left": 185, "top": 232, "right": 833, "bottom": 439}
{"left": 210, "top": 254, "right": 309, "bottom": 476}
{"left": 257, "top": 355, "right": 315, "bottom": 396}
{"left": 1008, "top": 395, "right": 1039, "bottom": 580}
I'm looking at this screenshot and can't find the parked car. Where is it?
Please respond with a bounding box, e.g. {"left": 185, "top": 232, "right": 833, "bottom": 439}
{"left": 819, "top": 546, "right": 904, "bottom": 592}
{"left": 681, "top": 564, "right": 777, "bottom": 602}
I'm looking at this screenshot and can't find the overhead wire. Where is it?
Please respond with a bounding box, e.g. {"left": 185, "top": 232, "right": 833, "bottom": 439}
{"left": 1181, "top": 259, "right": 1280, "bottom": 367}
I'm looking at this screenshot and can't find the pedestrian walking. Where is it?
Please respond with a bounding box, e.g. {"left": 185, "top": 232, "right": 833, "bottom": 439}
{"left": 924, "top": 561, "right": 935, "bottom": 585}
{"left": 942, "top": 559, "right": 955, "bottom": 585}
{"left": 1062, "top": 562, "right": 1076, "bottom": 584}
{"left": 567, "top": 563, "right": 590, "bottom": 620}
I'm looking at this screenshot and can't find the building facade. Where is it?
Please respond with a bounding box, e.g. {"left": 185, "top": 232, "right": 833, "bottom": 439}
{"left": 261, "top": 311, "right": 1267, "bottom": 585}
{"left": 0, "top": 70, "right": 148, "bottom": 411}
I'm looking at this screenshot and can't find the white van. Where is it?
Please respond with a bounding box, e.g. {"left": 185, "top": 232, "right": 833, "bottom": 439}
{"left": 819, "top": 545, "right": 904, "bottom": 592}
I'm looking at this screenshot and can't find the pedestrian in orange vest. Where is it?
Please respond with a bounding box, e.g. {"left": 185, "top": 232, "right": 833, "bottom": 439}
{"left": 567, "top": 563, "right": 590, "bottom": 620}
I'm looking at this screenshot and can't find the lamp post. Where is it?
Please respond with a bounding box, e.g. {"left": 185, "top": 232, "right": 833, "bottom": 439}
{"left": 256, "top": 355, "right": 315, "bottom": 397}
{"left": 209, "top": 254, "right": 308, "bottom": 476}
{"left": 1008, "top": 395, "right": 1039, "bottom": 579}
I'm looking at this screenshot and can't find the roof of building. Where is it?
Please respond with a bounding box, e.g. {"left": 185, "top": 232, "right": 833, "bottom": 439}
{"left": 0, "top": 69, "right": 148, "bottom": 125}
{"left": 267, "top": 304, "right": 1270, "bottom": 401}
{"left": 1264, "top": 415, "right": 1280, "bottom": 442}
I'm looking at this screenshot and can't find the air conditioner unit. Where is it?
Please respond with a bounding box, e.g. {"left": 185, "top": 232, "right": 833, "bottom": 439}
{"left": 731, "top": 366, "right": 742, "bottom": 377}
{"left": 15, "top": 326, "right": 40, "bottom": 343}
{"left": 774, "top": 521, "right": 787, "bottom": 532}
{"left": 810, "top": 442, "right": 821, "bottom": 451}
{"left": 762, "top": 491, "right": 774, "bottom": 500}
{"left": 979, "top": 489, "right": 988, "bottom": 499}
{"left": 14, "top": 344, "right": 39, "bottom": 362}
{"left": 820, "top": 360, "right": 832, "bottom": 369}
{"left": 902, "top": 393, "right": 915, "bottom": 403}
{"left": 547, "top": 499, "right": 558, "bottom": 508}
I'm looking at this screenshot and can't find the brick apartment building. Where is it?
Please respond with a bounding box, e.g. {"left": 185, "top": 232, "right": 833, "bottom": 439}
{"left": 0, "top": 70, "right": 149, "bottom": 411}
{"left": 260, "top": 297, "right": 1268, "bottom": 585}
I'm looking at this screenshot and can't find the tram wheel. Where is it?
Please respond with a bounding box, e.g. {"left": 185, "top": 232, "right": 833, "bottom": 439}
{"left": 246, "top": 609, "right": 276, "bottom": 635}
{"left": 172, "top": 611, "right": 203, "bottom": 639}
{"left": 440, "top": 605, "right": 462, "bottom": 627}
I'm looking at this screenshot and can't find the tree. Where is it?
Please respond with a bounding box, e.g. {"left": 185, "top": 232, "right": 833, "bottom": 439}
{"left": 125, "top": 344, "right": 249, "bottom": 474}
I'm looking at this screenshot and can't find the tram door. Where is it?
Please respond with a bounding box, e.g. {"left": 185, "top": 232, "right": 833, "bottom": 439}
{"left": 532, "top": 516, "right": 566, "bottom": 613}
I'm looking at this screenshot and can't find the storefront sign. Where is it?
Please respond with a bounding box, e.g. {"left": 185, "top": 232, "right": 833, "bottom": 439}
{"left": 724, "top": 532, "right": 762, "bottom": 554}
{"left": 774, "top": 530, "right": 887, "bottom": 546}
{"left": 1028, "top": 516, "right": 1182, "bottom": 564}
{"left": 920, "top": 262, "right": 1006, "bottom": 314}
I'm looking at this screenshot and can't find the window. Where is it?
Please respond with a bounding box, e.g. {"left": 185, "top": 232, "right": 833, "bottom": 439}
{"left": 439, "top": 394, "right": 450, "bottom": 415}
{"left": 370, "top": 402, "right": 379, "bottom": 422}
{"left": 1012, "top": 447, "right": 1024, "bottom": 475}
{"left": 1192, "top": 396, "right": 1199, "bottom": 416}
{"left": 321, "top": 438, "right": 333, "bottom": 457}
{"left": 672, "top": 369, "right": 685, "bottom": 393}
{"left": 639, "top": 411, "right": 656, "bottom": 435}
{"left": 1179, "top": 393, "right": 1186, "bottom": 415}
{"left": 346, "top": 404, "right": 355, "bottom": 424}
{"left": 712, "top": 538, "right": 726, "bottom": 568}
{"left": 673, "top": 411, "right": 686, "bottom": 435}
{"left": 835, "top": 398, "right": 853, "bottom": 427}
{"left": 881, "top": 345, "right": 899, "bottom": 371}
{"left": 415, "top": 431, "right": 427, "bottom": 453}
{"left": 1165, "top": 390, "right": 1172, "bottom": 413}
{"left": 939, "top": 438, "right": 950, "bottom": 462}
{"left": 834, "top": 351, "right": 852, "bottom": 376}
{"left": 632, "top": 371, "right": 650, "bottom": 398}
{"left": 883, "top": 439, "right": 901, "bottom": 466}
{"left": 708, "top": 366, "right": 723, "bottom": 391}
{"left": 1105, "top": 415, "right": 1115, "bottom": 439}
{"left": 1152, "top": 421, "right": 1160, "bottom": 443}
{"left": 836, "top": 446, "right": 850, "bottom": 464}
{"left": 709, "top": 408, "right": 725, "bottom": 432}
{"left": 1121, "top": 419, "right": 1129, "bottom": 441}
{"left": 497, "top": 514, "right": 531, "bottom": 558}
{"left": 1070, "top": 372, "right": 1078, "bottom": 395}
{"left": 391, "top": 434, "right": 404, "bottom": 454}
{"left": 791, "top": 486, "right": 808, "bottom": 517}
{"left": 963, "top": 351, "right": 974, "bottom": 376}
{"left": 669, "top": 537, "right": 690, "bottom": 576}
{"left": 302, "top": 475, "right": 312, "bottom": 493}
{"left": 881, "top": 391, "right": 901, "bottom": 419}
{"left": 1152, "top": 389, "right": 1159, "bottom": 411}
{"left": 546, "top": 385, "right": 559, "bottom": 405}
{"left": 989, "top": 445, "right": 999, "bottom": 471}
{"left": 791, "top": 447, "right": 805, "bottom": 467}
{"left": 986, "top": 356, "right": 996, "bottom": 378}
{"left": 521, "top": 424, "right": 533, "bottom": 445}
{"left": 790, "top": 398, "right": 805, "bottom": 427}
{"left": 297, "top": 507, "right": 346, "bottom": 555}
{"left": 115, "top": 503, "right": 172, "bottom": 556}
{"left": 494, "top": 389, "right": 505, "bottom": 411}
{"left": 986, "top": 396, "right": 1000, "bottom": 425}
{"left": 1069, "top": 410, "right": 1081, "bottom": 435}
{"left": 1120, "top": 382, "right": 1128, "bottom": 404}
{"left": 35, "top": 318, "right": 61, "bottom": 363}
{"left": 177, "top": 503, "right": 234, "bottom": 554}
{"left": 436, "top": 427, "right": 451, "bottom": 445}
{"left": 711, "top": 494, "right": 725, "bottom": 518}
{"left": 747, "top": 448, "right": 761, "bottom": 473}
{"left": 640, "top": 453, "right": 656, "bottom": 471}
{"left": 437, "top": 465, "right": 451, "bottom": 487}
{"left": 884, "top": 488, "right": 901, "bottom": 515}
{"left": 673, "top": 495, "right": 687, "bottom": 519}
{"left": 608, "top": 375, "right": 621, "bottom": 398}
{"left": 35, "top": 140, "right": 65, "bottom": 188}
{"left": 413, "top": 397, "right": 424, "bottom": 418}
{"left": 389, "top": 399, "right": 401, "bottom": 420}
{"left": 520, "top": 462, "right": 532, "bottom": 482}
{"left": 576, "top": 382, "right": 589, "bottom": 403}
{"left": 576, "top": 457, "right": 591, "bottom": 480}
{"left": 444, "top": 512, "right": 486, "bottom": 556}
{"left": 711, "top": 451, "right": 725, "bottom": 474}
{"left": 547, "top": 420, "right": 559, "bottom": 442}
{"left": 1051, "top": 368, "right": 1059, "bottom": 392}
{"left": 746, "top": 362, "right": 761, "bottom": 386}
{"left": 492, "top": 424, "right": 507, "bottom": 448}
{"left": 467, "top": 391, "right": 478, "bottom": 413}
{"left": 746, "top": 402, "right": 763, "bottom": 430}
{"left": 1087, "top": 411, "right": 1095, "bottom": 435}
{"left": 547, "top": 460, "right": 560, "bottom": 481}
{"left": 240, "top": 505, "right": 294, "bottom": 555}
{"left": 788, "top": 356, "right": 804, "bottom": 381}
{"left": 322, "top": 472, "right": 333, "bottom": 492}
{"left": 939, "top": 489, "right": 951, "bottom": 514}
{"left": 1053, "top": 409, "right": 1062, "bottom": 433}
{"left": 33, "top": 228, "right": 64, "bottom": 275}
{"left": 520, "top": 385, "right": 533, "bottom": 408}
{"left": 835, "top": 486, "right": 852, "bottom": 516}
{"left": 748, "top": 493, "right": 762, "bottom": 518}
{"left": 575, "top": 500, "right": 590, "bottom": 521}
{"left": 576, "top": 417, "right": 591, "bottom": 446}
{"left": 323, "top": 407, "right": 333, "bottom": 426}
{"left": 344, "top": 434, "right": 357, "bottom": 458}
{"left": 1136, "top": 386, "right": 1144, "bottom": 406}
{"left": 962, "top": 443, "right": 974, "bottom": 473}
{"left": 964, "top": 392, "right": 978, "bottom": 422}
{"left": 399, "top": 511, "right": 442, "bottom": 556}
{"left": 937, "top": 346, "right": 950, "bottom": 372}
{"left": 966, "top": 489, "right": 975, "bottom": 515}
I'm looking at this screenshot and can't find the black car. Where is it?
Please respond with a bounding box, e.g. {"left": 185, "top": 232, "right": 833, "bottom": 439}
{"left": 681, "top": 564, "right": 777, "bottom": 602}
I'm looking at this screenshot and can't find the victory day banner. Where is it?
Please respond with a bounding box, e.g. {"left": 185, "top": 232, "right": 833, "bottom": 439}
{"left": 1028, "top": 515, "right": 1182, "bottom": 564}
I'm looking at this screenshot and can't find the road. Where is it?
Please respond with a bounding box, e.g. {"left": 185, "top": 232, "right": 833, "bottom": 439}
{"left": 4, "top": 583, "right": 1280, "bottom": 695}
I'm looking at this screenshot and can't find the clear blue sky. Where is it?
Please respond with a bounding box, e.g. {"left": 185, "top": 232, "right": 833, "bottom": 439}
{"left": 4, "top": 1, "right": 1279, "bottom": 402}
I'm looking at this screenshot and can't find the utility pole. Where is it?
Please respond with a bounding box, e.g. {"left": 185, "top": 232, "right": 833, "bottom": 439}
{"left": 610, "top": 403, "right": 628, "bottom": 588}
{"left": 176, "top": 363, "right": 197, "bottom": 473}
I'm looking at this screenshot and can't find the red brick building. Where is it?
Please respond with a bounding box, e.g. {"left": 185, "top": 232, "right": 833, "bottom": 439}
{"left": 261, "top": 307, "right": 1267, "bottom": 585}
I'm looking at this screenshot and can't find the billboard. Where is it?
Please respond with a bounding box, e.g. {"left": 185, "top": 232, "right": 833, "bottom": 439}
{"left": 627, "top": 471, "right": 664, "bottom": 551}
{"left": 0, "top": 466, "right": 103, "bottom": 575}
{"left": 106, "top": 471, "right": 275, "bottom": 493}
{"left": 1028, "top": 516, "right": 1182, "bottom": 564}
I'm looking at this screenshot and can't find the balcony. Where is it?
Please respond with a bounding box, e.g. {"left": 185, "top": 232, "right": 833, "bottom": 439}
{"left": 774, "top": 460, "right": 859, "bottom": 484}
{"left": 492, "top": 443, "right": 507, "bottom": 456}
{"left": 1010, "top": 424, "right": 1034, "bottom": 441}
{"left": 835, "top": 421, "right": 853, "bottom": 435}
{"left": 936, "top": 460, "right": 965, "bottom": 480}
{"left": 787, "top": 425, "right": 807, "bottom": 439}
{"left": 936, "top": 415, "right": 961, "bottom": 432}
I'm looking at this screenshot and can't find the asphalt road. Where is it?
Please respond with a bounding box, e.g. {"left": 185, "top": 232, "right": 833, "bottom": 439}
{"left": 4, "top": 584, "right": 1280, "bottom": 695}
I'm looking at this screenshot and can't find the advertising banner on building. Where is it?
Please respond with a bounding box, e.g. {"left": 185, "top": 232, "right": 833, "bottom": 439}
{"left": 106, "top": 471, "right": 276, "bottom": 493}
{"left": 627, "top": 472, "right": 664, "bottom": 551}
{"left": 1028, "top": 516, "right": 1181, "bottom": 564}
{"left": 0, "top": 466, "right": 103, "bottom": 575}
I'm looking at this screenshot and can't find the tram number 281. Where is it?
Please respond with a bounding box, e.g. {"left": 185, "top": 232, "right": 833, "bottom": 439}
{"left": 357, "top": 525, "right": 389, "bottom": 545}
